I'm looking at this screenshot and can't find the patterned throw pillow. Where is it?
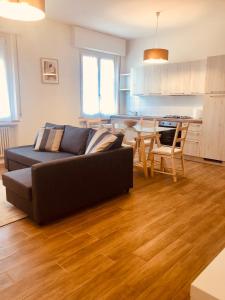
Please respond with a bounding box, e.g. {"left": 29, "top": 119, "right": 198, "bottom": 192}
{"left": 85, "top": 128, "right": 118, "bottom": 154}
{"left": 34, "top": 127, "right": 64, "bottom": 152}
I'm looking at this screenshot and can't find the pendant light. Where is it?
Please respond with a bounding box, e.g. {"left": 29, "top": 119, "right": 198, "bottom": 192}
{"left": 0, "top": 0, "right": 45, "bottom": 21}
{"left": 144, "top": 12, "right": 169, "bottom": 63}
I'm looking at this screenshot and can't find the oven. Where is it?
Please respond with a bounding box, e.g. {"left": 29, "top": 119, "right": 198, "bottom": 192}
{"left": 159, "top": 120, "right": 180, "bottom": 146}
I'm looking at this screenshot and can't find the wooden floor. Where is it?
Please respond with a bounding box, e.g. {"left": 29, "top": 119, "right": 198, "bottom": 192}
{"left": 1, "top": 161, "right": 225, "bottom": 300}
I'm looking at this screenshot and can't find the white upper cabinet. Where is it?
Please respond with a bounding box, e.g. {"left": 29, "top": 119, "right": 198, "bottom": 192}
{"left": 130, "top": 66, "right": 145, "bottom": 96}
{"left": 190, "top": 60, "right": 206, "bottom": 95}
{"left": 144, "top": 65, "right": 162, "bottom": 95}
{"left": 205, "top": 55, "right": 225, "bottom": 94}
{"left": 131, "top": 59, "right": 207, "bottom": 96}
{"left": 168, "top": 63, "right": 187, "bottom": 95}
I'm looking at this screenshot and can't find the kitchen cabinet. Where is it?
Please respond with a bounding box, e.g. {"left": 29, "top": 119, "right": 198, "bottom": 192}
{"left": 184, "top": 141, "right": 201, "bottom": 157}
{"left": 131, "top": 59, "right": 207, "bottom": 96}
{"left": 162, "top": 62, "right": 191, "bottom": 95}
{"left": 130, "top": 66, "right": 144, "bottom": 96}
{"left": 190, "top": 60, "right": 206, "bottom": 95}
{"left": 205, "top": 55, "right": 225, "bottom": 94}
{"left": 201, "top": 95, "right": 225, "bottom": 161}
{"left": 183, "top": 123, "right": 202, "bottom": 157}
{"left": 144, "top": 65, "right": 162, "bottom": 95}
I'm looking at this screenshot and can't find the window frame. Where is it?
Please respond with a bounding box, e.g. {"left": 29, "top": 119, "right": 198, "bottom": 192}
{"left": 80, "top": 49, "right": 120, "bottom": 118}
{"left": 0, "top": 32, "right": 20, "bottom": 123}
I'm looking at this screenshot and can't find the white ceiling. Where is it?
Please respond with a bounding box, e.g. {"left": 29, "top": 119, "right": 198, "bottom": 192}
{"left": 46, "top": 0, "right": 225, "bottom": 39}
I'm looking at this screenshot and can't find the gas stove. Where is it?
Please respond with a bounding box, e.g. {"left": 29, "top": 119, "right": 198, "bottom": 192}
{"left": 163, "top": 115, "right": 192, "bottom": 119}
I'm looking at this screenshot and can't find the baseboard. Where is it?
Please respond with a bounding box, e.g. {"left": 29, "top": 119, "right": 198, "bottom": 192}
{"left": 184, "top": 155, "right": 225, "bottom": 167}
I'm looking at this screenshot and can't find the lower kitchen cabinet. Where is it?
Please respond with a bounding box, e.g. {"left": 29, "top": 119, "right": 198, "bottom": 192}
{"left": 184, "top": 141, "right": 201, "bottom": 157}
{"left": 183, "top": 123, "right": 202, "bottom": 157}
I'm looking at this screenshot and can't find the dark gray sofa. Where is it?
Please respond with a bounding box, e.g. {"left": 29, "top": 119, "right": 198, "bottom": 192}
{"left": 2, "top": 125, "right": 133, "bottom": 224}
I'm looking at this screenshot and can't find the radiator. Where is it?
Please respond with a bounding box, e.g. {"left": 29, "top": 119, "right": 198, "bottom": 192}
{"left": 0, "top": 126, "right": 15, "bottom": 158}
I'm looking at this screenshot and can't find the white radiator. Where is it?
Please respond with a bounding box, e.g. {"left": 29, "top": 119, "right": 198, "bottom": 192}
{"left": 0, "top": 126, "right": 15, "bottom": 158}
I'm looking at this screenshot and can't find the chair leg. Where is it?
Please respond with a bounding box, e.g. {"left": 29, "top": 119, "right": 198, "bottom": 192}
{"left": 150, "top": 153, "right": 155, "bottom": 177}
{"left": 140, "top": 141, "right": 148, "bottom": 178}
{"left": 171, "top": 157, "right": 177, "bottom": 183}
{"left": 163, "top": 158, "right": 168, "bottom": 172}
{"left": 160, "top": 157, "right": 164, "bottom": 171}
{"left": 138, "top": 141, "right": 142, "bottom": 163}
{"left": 133, "top": 144, "right": 137, "bottom": 159}
{"left": 181, "top": 155, "right": 185, "bottom": 176}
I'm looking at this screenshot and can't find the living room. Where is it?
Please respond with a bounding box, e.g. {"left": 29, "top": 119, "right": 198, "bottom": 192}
{"left": 0, "top": 0, "right": 225, "bottom": 299}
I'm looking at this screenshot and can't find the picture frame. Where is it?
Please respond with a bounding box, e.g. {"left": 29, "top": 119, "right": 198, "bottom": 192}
{"left": 41, "top": 58, "right": 59, "bottom": 84}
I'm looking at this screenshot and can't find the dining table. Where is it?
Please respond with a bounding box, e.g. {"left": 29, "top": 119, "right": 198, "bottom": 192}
{"left": 104, "top": 123, "right": 175, "bottom": 177}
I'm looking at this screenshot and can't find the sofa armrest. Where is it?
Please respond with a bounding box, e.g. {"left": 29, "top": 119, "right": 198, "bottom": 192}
{"left": 31, "top": 147, "right": 133, "bottom": 224}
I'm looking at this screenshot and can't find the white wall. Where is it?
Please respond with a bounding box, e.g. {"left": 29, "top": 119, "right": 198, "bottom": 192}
{"left": 125, "top": 14, "right": 225, "bottom": 116}
{"left": 0, "top": 18, "right": 80, "bottom": 145}
{"left": 73, "top": 26, "right": 126, "bottom": 56}
{"left": 0, "top": 19, "right": 126, "bottom": 146}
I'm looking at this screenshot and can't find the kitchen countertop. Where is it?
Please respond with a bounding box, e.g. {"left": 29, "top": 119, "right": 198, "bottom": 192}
{"left": 110, "top": 115, "right": 203, "bottom": 124}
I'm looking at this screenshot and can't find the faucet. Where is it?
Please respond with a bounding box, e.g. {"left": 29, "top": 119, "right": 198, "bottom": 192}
{"left": 128, "top": 111, "right": 138, "bottom": 116}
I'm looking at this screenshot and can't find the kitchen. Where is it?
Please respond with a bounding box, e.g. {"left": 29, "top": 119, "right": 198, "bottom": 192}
{"left": 114, "top": 54, "right": 225, "bottom": 165}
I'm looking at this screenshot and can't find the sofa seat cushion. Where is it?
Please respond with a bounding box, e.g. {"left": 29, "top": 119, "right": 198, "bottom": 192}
{"left": 60, "top": 125, "right": 91, "bottom": 155}
{"left": 5, "top": 146, "right": 75, "bottom": 167}
{"left": 2, "top": 168, "right": 32, "bottom": 201}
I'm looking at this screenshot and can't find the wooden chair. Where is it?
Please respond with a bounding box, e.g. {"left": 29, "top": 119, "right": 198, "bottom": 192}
{"left": 79, "top": 118, "right": 109, "bottom": 129}
{"left": 122, "top": 124, "right": 160, "bottom": 178}
{"left": 86, "top": 118, "right": 103, "bottom": 128}
{"left": 150, "top": 122, "right": 189, "bottom": 182}
{"left": 139, "top": 118, "right": 158, "bottom": 130}
{"left": 135, "top": 133, "right": 160, "bottom": 178}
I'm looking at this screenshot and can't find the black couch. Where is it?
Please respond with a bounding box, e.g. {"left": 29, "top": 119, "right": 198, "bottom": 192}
{"left": 3, "top": 124, "right": 133, "bottom": 224}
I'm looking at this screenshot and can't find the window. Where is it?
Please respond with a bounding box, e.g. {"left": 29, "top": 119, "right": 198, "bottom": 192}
{"left": 0, "top": 34, "right": 20, "bottom": 122}
{"left": 81, "top": 50, "right": 119, "bottom": 116}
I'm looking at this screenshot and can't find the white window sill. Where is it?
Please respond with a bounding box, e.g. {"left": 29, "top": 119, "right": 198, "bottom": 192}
{"left": 0, "top": 121, "right": 19, "bottom": 127}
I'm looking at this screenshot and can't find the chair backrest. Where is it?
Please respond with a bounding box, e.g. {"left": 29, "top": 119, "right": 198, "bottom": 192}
{"left": 122, "top": 126, "right": 139, "bottom": 144}
{"left": 100, "top": 123, "right": 114, "bottom": 132}
{"left": 172, "top": 122, "right": 189, "bottom": 153}
{"left": 139, "top": 118, "right": 158, "bottom": 131}
{"left": 86, "top": 118, "right": 102, "bottom": 128}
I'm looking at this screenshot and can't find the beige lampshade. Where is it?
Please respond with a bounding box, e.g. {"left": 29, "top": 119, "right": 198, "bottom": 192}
{"left": 144, "top": 48, "right": 169, "bottom": 63}
{"left": 0, "top": 0, "right": 45, "bottom": 21}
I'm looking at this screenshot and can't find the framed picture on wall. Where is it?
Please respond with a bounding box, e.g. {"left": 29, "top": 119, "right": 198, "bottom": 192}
{"left": 41, "top": 58, "right": 59, "bottom": 84}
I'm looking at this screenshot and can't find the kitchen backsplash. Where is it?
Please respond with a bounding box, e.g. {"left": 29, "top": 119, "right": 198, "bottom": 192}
{"left": 125, "top": 95, "right": 204, "bottom": 118}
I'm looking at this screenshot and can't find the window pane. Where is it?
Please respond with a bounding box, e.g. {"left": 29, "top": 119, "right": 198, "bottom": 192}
{"left": 100, "top": 58, "right": 116, "bottom": 115}
{"left": 0, "top": 42, "right": 10, "bottom": 120}
{"left": 82, "top": 55, "right": 99, "bottom": 115}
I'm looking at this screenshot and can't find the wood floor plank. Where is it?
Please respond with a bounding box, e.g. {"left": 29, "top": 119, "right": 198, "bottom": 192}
{"left": 26, "top": 255, "right": 115, "bottom": 300}
{"left": 0, "top": 273, "right": 13, "bottom": 291}
{"left": 65, "top": 254, "right": 146, "bottom": 300}
{"left": 0, "top": 161, "right": 225, "bottom": 299}
{"left": 0, "top": 264, "right": 66, "bottom": 299}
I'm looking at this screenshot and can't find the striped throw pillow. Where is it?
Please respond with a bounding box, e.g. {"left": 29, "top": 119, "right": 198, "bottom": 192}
{"left": 85, "top": 128, "right": 117, "bottom": 154}
{"left": 34, "top": 127, "right": 64, "bottom": 152}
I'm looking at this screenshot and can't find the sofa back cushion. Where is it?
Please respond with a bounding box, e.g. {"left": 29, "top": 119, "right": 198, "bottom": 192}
{"left": 60, "top": 125, "right": 90, "bottom": 155}
{"left": 33, "top": 122, "right": 65, "bottom": 146}
{"left": 86, "top": 128, "right": 124, "bottom": 152}
{"left": 45, "top": 122, "right": 65, "bottom": 130}
{"left": 34, "top": 128, "right": 64, "bottom": 152}
{"left": 85, "top": 128, "right": 121, "bottom": 154}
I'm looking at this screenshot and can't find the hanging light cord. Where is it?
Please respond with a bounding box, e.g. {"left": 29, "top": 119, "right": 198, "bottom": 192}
{"left": 155, "top": 12, "right": 160, "bottom": 48}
